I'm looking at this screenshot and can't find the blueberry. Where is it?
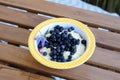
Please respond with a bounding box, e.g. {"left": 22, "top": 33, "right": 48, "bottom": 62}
{"left": 67, "top": 59, "right": 71, "bottom": 62}
{"left": 63, "top": 31, "right": 67, "bottom": 34}
{"left": 68, "top": 55, "right": 72, "bottom": 59}
{"left": 75, "top": 39, "right": 80, "bottom": 45}
{"left": 50, "top": 30, "right": 54, "bottom": 34}
{"left": 53, "top": 43, "right": 57, "bottom": 47}
{"left": 54, "top": 25, "right": 60, "bottom": 29}
{"left": 61, "top": 32, "right": 67, "bottom": 38}
{"left": 59, "top": 27, "right": 64, "bottom": 32}
{"left": 68, "top": 27, "right": 74, "bottom": 32}
{"left": 65, "top": 47, "right": 70, "bottom": 51}
{"left": 59, "top": 51, "right": 64, "bottom": 56}
{"left": 68, "top": 34, "right": 73, "bottom": 40}
{"left": 46, "top": 37, "right": 50, "bottom": 41}
{"left": 70, "top": 27, "right": 74, "bottom": 30}
{"left": 68, "top": 28, "right": 72, "bottom": 32}
{"left": 72, "top": 38, "right": 76, "bottom": 43}
{"left": 70, "top": 52, "right": 75, "bottom": 55}
{"left": 54, "top": 29, "right": 60, "bottom": 34}
{"left": 67, "top": 43, "right": 71, "bottom": 47}
{"left": 57, "top": 59, "right": 61, "bottom": 62}
{"left": 56, "top": 47, "right": 61, "bottom": 53}
{"left": 52, "top": 49, "right": 57, "bottom": 55}
{"left": 61, "top": 58, "right": 66, "bottom": 62}
{"left": 43, "top": 52, "right": 47, "bottom": 56}
{"left": 81, "top": 39, "right": 87, "bottom": 45}
{"left": 70, "top": 46, "right": 76, "bottom": 53}
{"left": 56, "top": 34, "right": 61, "bottom": 38}
{"left": 38, "top": 41, "right": 42, "bottom": 49}
{"left": 51, "top": 31, "right": 56, "bottom": 36}
{"left": 44, "top": 41, "right": 48, "bottom": 46}
{"left": 61, "top": 45, "right": 65, "bottom": 50}
{"left": 59, "top": 41, "right": 63, "bottom": 45}
{"left": 50, "top": 53, "right": 53, "bottom": 57}
{"left": 53, "top": 55, "right": 57, "bottom": 59}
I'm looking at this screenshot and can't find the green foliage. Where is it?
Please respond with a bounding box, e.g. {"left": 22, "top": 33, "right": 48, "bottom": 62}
{"left": 82, "top": 0, "right": 120, "bottom": 15}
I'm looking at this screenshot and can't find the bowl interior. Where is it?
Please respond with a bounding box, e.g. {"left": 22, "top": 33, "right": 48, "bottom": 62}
{"left": 34, "top": 22, "right": 88, "bottom": 58}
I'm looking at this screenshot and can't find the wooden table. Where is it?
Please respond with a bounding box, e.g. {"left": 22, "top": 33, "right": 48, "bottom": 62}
{"left": 0, "top": 0, "right": 120, "bottom": 80}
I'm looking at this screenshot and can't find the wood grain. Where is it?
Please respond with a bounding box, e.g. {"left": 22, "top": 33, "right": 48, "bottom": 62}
{"left": 0, "top": 24, "right": 30, "bottom": 46}
{"left": 0, "top": 5, "right": 120, "bottom": 50}
{"left": 0, "top": 0, "right": 120, "bottom": 32}
{"left": 0, "top": 24, "right": 120, "bottom": 72}
{"left": 0, "top": 43, "right": 120, "bottom": 80}
{"left": 0, "top": 5, "right": 48, "bottom": 28}
{"left": 0, "top": 64, "right": 53, "bottom": 80}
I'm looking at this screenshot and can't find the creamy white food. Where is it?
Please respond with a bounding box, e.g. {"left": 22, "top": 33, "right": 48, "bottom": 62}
{"left": 40, "top": 31, "right": 85, "bottom": 61}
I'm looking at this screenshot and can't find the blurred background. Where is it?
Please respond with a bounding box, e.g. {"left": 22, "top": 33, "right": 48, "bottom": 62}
{"left": 82, "top": 0, "right": 120, "bottom": 15}
{"left": 47, "top": 0, "right": 120, "bottom": 17}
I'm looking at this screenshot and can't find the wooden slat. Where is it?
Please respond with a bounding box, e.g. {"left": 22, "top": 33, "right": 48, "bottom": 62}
{"left": 0, "top": 43, "right": 120, "bottom": 80}
{"left": 89, "top": 47, "right": 120, "bottom": 71}
{"left": 0, "top": 0, "right": 120, "bottom": 32}
{"left": 90, "top": 27, "right": 120, "bottom": 51}
{"left": 0, "top": 5, "right": 47, "bottom": 28}
{"left": 0, "top": 64, "right": 53, "bottom": 80}
{"left": 0, "top": 24, "right": 30, "bottom": 46}
{"left": 0, "top": 5, "right": 120, "bottom": 51}
{"left": 0, "top": 24, "right": 120, "bottom": 72}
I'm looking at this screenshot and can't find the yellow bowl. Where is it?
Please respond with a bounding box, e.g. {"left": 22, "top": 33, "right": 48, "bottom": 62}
{"left": 28, "top": 18, "right": 95, "bottom": 69}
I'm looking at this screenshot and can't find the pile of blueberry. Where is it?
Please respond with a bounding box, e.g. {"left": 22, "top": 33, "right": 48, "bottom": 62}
{"left": 38, "top": 25, "right": 86, "bottom": 62}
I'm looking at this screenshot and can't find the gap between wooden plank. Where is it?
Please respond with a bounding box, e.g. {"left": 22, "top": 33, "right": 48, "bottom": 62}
{"left": 0, "top": 18, "right": 120, "bottom": 52}
{"left": 0, "top": 24, "right": 120, "bottom": 73}
{"left": 0, "top": 0, "right": 120, "bottom": 33}
{"left": 0, "top": 42, "right": 120, "bottom": 80}
{"left": 0, "top": 5, "right": 120, "bottom": 51}
{"left": 0, "top": 4, "right": 120, "bottom": 73}
{"left": 0, "top": 64, "right": 54, "bottom": 80}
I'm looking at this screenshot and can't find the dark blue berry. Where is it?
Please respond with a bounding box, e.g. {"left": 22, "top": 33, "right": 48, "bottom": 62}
{"left": 61, "top": 45, "right": 65, "bottom": 50}
{"left": 68, "top": 55, "right": 72, "bottom": 59}
{"left": 38, "top": 41, "right": 42, "bottom": 49}
{"left": 68, "top": 34, "right": 73, "bottom": 40}
{"left": 43, "top": 52, "right": 47, "bottom": 56}
{"left": 64, "top": 31, "right": 67, "bottom": 34}
{"left": 56, "top": 47, "right": 61, "bottom": 53}
{"left": 59, "top": 27, "right": 64, "bottom": 32}
{"left": 81, "top": 39, "right": 87, "bottom": 45}
{"left": 52, "top": 49, "right": 57, "bottom": 55}
{"left": 68, "top": 27, "right": 74, "bottom": 32}
{"left": 44, "top": 41, "right": 48, "bottom": 47}
{"left": 70, "top": 52, "right": 75, "bottom": 55}
{"left": 75, "top": 39, "right": 80, "bottom": 45}
{"left": 50, "top": 53, "right": 53, "bottom": 57}
{"left": 72, "top": 46, "right": 76, "bottom": 53}
{"left": 70, "top": 27, "right": 74, "bottom": 30}
{"left": 54, "top": 29, "right": 60, "bottom": 34}
{"left": 61, "top": 59, "right": 66, "bottom": 62}
{"left": 57, "top": 59, "right": 61, "bottom": 62}
{"left": 67, "top": 59, "right": 71, "bottom": 62}
{"left": 53, "top": 55, "right": 57, "bottom": 59}
{"left": 72, "top": 38, "right": 76, "bottom": 43}
{"left": 65, "top": 47, "right": 70, "bottom": 51}
{"left": 67, "top": 43, "right": 71, "bottom": 47}
{"left": 54, "top": 25, "right": 61, "bottom": 29}
{"left": 53, "top": 43, "right": 57, "bottom": 47}
{"left": 59, "top": 51, "right": 64, "bottom": 56}
{"left": 61, "top": 33, "right": 67, "bottom": 38}
{"left": 50, "top": 30, "right": 54, "bottom": 34}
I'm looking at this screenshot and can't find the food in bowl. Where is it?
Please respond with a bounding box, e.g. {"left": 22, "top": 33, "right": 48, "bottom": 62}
{"left": 28, "top": 18, "right": 95, "bottom": 69}
{"left": 36, "top": 25, "right": 87, "bottom": 62}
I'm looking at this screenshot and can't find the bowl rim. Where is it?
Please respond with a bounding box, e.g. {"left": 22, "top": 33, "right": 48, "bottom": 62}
{"left": 28, "top": 18, "right": 96, "bottom": 69}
